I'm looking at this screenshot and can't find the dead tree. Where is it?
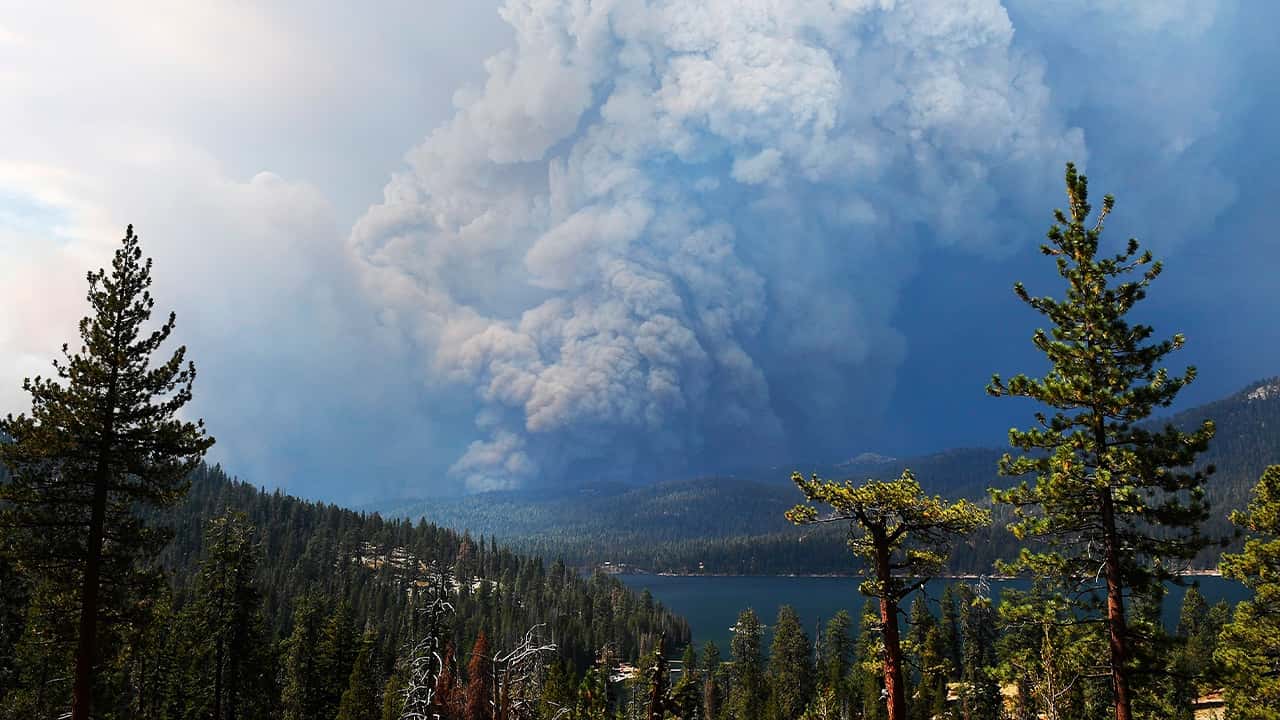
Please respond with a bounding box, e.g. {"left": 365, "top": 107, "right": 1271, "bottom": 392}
{"left": 493, "top": 624, "right": 558, "bottom": 720}
{"left": 400, "top": 567, "right": 456, "bottom": 720}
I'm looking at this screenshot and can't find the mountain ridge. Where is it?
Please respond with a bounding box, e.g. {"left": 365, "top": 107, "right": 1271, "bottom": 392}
{"left": 378, "top": 376, "right": 1280, "bottom": 575}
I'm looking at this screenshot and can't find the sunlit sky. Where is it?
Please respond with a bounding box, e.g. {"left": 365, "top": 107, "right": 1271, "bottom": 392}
{"left": 2, "top": 1, "right": 1277, "bottom": 502}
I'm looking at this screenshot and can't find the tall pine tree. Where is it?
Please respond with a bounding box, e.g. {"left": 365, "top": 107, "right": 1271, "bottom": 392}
{"left": 989, "top": 162, "right": 1215, "bottom": 720}
{"left": 766, "top": 605, "right": 813, "bottom": 720}
{"left": 0, "top": 225, "right": 213, "bottom": 720}
{"left": 817, "top": 610, "right": 854, "bottom": 714}
{"left": 191, "top": 510, "right": 273, "bottom": 720}
{"left": 958, "top": 584, "right": 1000, "bottom": 720}
{"left": 336, "top": 628, "right": 383, "bottom": 720}
{"left": 787, "top": 469, "right": 988, "bottom": 720}
{"left": 727, "top": 609, "right": 765, "bottom": 720}
{"left": 281, "top": 594, "right": 327, "bottom": 720}
{"left": 1216, "top": 465, "right": 1280, "bottom": 719}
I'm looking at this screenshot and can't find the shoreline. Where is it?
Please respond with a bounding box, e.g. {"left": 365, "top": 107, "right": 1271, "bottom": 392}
{"left": 607, "top": 568, "right": 1224, "bottom": 579}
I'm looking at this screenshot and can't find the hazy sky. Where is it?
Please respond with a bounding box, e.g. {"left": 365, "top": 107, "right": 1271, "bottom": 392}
{"left": 2, "top": 1, "right": 1277, "bottom": 502}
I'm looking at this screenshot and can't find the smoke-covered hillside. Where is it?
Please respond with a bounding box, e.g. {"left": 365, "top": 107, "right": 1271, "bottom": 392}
{"left": 381, "top": 377, "right": 1280, "bottom": 575}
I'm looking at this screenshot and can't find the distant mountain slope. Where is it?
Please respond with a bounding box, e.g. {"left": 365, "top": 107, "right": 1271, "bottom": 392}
{"left": 381, "top": 377, "right": 1280, "bottom": 575}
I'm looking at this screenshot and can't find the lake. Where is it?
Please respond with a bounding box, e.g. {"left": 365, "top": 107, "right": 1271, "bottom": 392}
{"left": 619, "top": 574, "right": 1248, "bottom": 652}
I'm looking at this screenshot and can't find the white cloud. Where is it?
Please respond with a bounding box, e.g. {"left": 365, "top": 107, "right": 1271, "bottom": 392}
{"left": 0, "top": 1, "right": 508, "bottom": 499}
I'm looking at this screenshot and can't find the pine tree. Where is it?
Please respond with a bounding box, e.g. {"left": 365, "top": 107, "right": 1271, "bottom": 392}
{"left": 281, "top": 594, "right": 327, "bottom": 720}
{"left": 434, "top": 641, "right": 463, "bottom": 719}
{"left": 727, "top": 609, "right": 765, "bottom": 720}
{"left": 191, "top": 510, "right": 273, "bottom": 720}
{"left": 641, "top": 635, "right": 675, "bottom": 720}
{"left": 576, "top": 666, "right": 610, "bottom": 720}
{"left": 671, "top": 643, "right": 701, "bottom": 720}
{"left": 3, "top": 583, "right": 76, "bottom": 719}
{"left": 1216, "top": 465, "right": 1280, "bottom": 719}
{"left": 0, "top": 554, "right": 26, "bottom": 704}
{"left": 905, "top": 595, "right": 945, "bottom": 720}
{"left": 465, "top": 631, "right": 494, "bottom": 720}
{"left": 989, "top": 163, "right": 1215, "bottom": 720}
{"left": 938, "top": 584, "right": 962, "bottom": 682}
{"left": 380, "top": 665, "right": 407, "bottom": 720}
{"left": 958, "top": 585, "right": 1000, "bottom": 720}
{"left": 787, "top": 469, "right": 989, "bottom": 720}
{"left": 0, "top": 225, "right": 214, "bottom": 720}
{"left": 702, "top": 641, "right": 723, "bottom": 720}
{"left": 767, "top": 605, "right": 813, "bottom": 720}
{"left": 336, "top": 628, "right": 382, "bottom": 720}
{"left": 817, "top": 610, "right": 854, "bottom": 713}
{"left": 539, "top": 660, "right": 575, "bottom": 720}
{"left": 320, "top": 601, "right": 361, "bottom": 717}
{"left": 1171, "top": 585, "right": 1225, "bottom": 705}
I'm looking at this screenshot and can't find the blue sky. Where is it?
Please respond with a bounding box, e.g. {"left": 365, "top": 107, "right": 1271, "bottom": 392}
{"left": 2, "top": 1, "right": 1277, "bottom": 503}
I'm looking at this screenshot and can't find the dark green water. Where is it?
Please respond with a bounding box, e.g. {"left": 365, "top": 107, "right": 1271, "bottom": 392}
{"left": 619, "top": 574, "right": 1247, "bottom": 652}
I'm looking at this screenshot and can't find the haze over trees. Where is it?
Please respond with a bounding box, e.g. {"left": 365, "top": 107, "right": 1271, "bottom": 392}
{"left": 2, "top": 168, "right": 1279, "bottom": 720}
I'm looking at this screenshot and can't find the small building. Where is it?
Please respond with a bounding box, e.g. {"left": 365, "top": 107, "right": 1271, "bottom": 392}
{"left": 1192, "top": 690, "right": 1226, "bottom": 720}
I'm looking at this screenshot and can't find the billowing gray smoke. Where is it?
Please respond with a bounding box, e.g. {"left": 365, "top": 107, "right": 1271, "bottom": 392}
{"left": 348, "top": 0, "right": 1225, "bottom": 492}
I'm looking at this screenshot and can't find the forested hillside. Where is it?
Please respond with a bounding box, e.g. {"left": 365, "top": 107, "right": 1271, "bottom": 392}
{"left": 383, "top": 379, "right": 1280, "bottom": 575}
{"left": 2, "top": 463, "right": 690, "bottom": 718}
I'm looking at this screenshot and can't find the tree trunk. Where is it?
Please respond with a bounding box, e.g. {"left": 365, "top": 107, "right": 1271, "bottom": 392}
{"left": 213, "top": 633, "right": 225, "bottom": 720}
{"left": 647, "top": 636, "right": 667, "bottom": 720}
{"left": 873, "top": 535, "right": 907, "bottom": 720}
{"left": 71, "top": 460, "right": 110, "bottom": 720}
{"left": 73, "top": 336, "right": 120, "bottom": 720}
{"left": 1099, "top": 488, "right": 1133, "bottom": 720}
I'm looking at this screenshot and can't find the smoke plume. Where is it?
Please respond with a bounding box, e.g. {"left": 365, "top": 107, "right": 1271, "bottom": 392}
{"left": 350, "top": 0, "right": 1239, "bottom": 491}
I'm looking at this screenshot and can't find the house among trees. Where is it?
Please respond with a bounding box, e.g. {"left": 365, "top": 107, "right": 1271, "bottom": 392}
{"left": 1192, "top": 690, "right": 1226, "bottom": 720}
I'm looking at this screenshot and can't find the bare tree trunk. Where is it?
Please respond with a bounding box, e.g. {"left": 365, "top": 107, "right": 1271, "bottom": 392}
{"left": 873, "top": 536, "right": 906, "bottom": 720}
{"left": 1100, "top": 488, "right": 1133, "bottom": 720}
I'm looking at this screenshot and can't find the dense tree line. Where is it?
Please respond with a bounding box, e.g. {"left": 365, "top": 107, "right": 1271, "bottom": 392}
{"left": 4, "top": 168, "right": 1280, "bottom": 720}
{"left": 1, "top": 462, "right": 693, "bottom": 719}
{"left": 0, "top": 228, "right": 687, "bottom": 720}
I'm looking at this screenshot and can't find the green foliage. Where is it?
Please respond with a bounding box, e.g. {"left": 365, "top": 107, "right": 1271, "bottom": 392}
{"left": 854, "top": 601, "right": 886, "bottom": 720}
{"left": 1217, "top": 465, "right": 1280, "bottom": 720}
{"left": 187, "top": 510, "right": 274, "bottom": 720}
{"left": 905, "top": 595, "right": 946, "bottom": 720}
{"left": 319, "top": 601, "right": 360, "bottom": 717}
{"left": 787, "top": 469, "right": 989, "bottom": 602}
{"left": 671, "top": 643, "right": 701, "bottom": 720}
{"left": 702, "top": 640, "right": 723, "bottom": 720}
{"left": 335, "top": 629, "right": 382, "bottom": 720}
{"left": 0, "top": 225, "right": 214, "bottom": 719}
{"left": 995, "top": 580, "right": 1111, "bottom": 720}
{"left": 937, "top": 584, "right": 962, "bottom": 682}
{"left": 727, "top": 609, "right": 765, "bottom": 720}
{"left": 280, "top": 593, "right": 327, "bottom": 720}
{"left": 989, "top": 163, "right": 1215, "bottom": 720}
{"left": 766, "top": 605, "right": 813, "bottom": 720}
{"left": 1166, "top": 586, "right": 1227, "bottom": 715}
{"left": 816, "top": 609, "right": 854, "bottom": 714}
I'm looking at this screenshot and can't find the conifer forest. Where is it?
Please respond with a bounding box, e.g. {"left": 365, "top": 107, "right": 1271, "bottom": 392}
{"left": 3, "top": 165, "right": 1279, "bottom": 720}
{"left": 4, "top": 4, "right": 1280, "bottom": 720}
